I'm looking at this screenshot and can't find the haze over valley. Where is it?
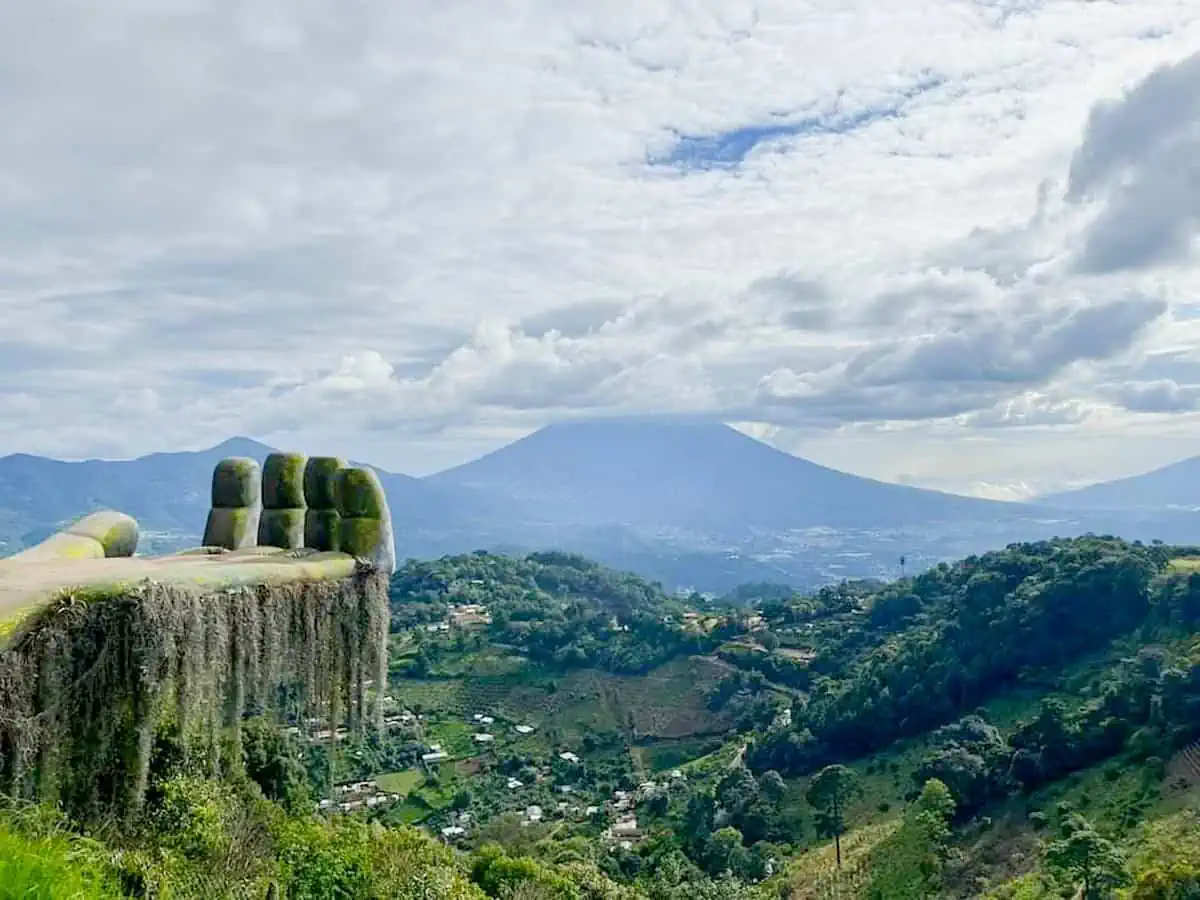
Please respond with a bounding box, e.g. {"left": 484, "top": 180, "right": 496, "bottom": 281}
{"left": 4, "top": 420, "right": 1199, "bottom": 592}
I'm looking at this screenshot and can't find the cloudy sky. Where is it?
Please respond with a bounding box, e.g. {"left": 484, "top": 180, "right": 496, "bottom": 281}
{"left": 3, "top": 0, "right": 1200, "bottom": 498}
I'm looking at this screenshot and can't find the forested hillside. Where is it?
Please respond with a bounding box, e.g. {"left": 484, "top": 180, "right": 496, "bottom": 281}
{"left": 3, "top": 537, "right": 1200, "bottom": 898}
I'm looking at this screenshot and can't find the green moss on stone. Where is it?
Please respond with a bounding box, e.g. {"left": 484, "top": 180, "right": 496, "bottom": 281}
{"left": 64, "top": 511, "right": 139, "bottom": 558}
{"left": 257, "top": 508, "right": 305, "bottom": 550}
{"left": 303, "top": 457, "right": 346, "bottom": 510}
{"left": 210, "top": 457, "right": 260, "bottom": 508}
{"left": 202, "top": 507, "right": 259, "bottom": 550}
{"left": 10, "top": 532, "right": 104, "bottom": 562}
{"left": 8, "top": 512, "right": 139, "bottom": 562}
{"left": 261, "top": 453, "right": 306, "bottom": 510}
{"left": 336, "top": 467, "right": 387, "bottom": 518}
{"left": 338, "top": 516, "right": 386, "bottom": 558}
{"left": 304, "top": 509, "right": 341, "bottom": 552}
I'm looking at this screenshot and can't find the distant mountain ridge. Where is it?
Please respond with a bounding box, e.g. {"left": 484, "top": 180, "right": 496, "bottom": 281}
{"left": 428, "top": 420, "right": 1022, "bottom": 534}
{"left": 1039, "top": 455, "right": 1200, "bottom": 510}
{"left": 2, "top": 421, "right": 1199, "bottom": 590}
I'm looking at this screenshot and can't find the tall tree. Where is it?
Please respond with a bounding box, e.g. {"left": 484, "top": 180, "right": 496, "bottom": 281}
{"left": 1044, "top": 815, "right": 1130, "bottom": 899}
{"left": 806, "top": 764, "right": 860, "bottom": 868}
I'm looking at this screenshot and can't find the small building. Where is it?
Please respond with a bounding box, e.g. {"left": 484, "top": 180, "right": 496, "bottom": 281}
{"left": 515, "top": 724, "right": 536, "bottom": 735}
{"left": 559, "top": 751, "right": 580, "bottom": 764}
{"left": 507, "top": 778, "right": 524, "bottom": 789}
{"left": 473, "top": 733, "right": 495, "bottom": 743}
{"left": 525, "top": 805, "right": 543, "bottom": 823}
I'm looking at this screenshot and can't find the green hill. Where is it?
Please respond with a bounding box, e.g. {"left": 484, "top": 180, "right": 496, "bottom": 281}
{"left": 4, "top": 537, "right": 1200, "bottom": 898}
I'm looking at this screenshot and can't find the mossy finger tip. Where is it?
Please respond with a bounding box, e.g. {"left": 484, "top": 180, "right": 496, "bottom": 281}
{"left": 210, "top": 457, "right": 261, "bottom": 509}
{"left": 261, "top": 453, "right": 307, "bottom": 510}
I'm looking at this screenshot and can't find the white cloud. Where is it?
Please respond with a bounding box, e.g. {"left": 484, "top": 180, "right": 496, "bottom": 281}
{"left": 2, "top": 0, "right": 1200, "bottom": 488}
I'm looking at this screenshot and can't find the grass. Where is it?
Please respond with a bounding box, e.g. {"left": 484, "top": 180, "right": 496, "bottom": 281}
{"left": 376, "top": 769, "right": 424, "bottom": 796}
{"left": 1168, "top": 557, "right": 1200, "bottom": 573}
{"left": 1028, "top": 752, "right": 1183, "bottom": 836}
{"left": 387, "top": 655, "right": 731, "bottom": 749}
{"left": 425, "top": 720, "right": 477, "bottom": 759}
{"left": 679, "top": 739, "right": 745, "bottom": 781}
{"left": 773, "top": 820, "right": 900, "bottom": 900}
{"left": 1124, "top": 805, "right": 1200, "bottom": 882}
{"left": 386, "top": 679, "right": 470, "bottom": 713}
{"left": 948, "top": 747, "right": 1200, "bottom": 898}
{"left": 0, "top": 822, "right": 122, "bottom": 899}
{"left": 606, "top": 656, "right": 731, "bottom": 739}
{"left": 434, "top": 650, "right": 528, "bottom": 679}
{"left": 637, "top": 737, "right": 725, "bottom": 774}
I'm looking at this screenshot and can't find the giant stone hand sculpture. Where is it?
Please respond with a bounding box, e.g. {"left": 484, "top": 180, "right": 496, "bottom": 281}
{"left": 0, "top": 452, "right": 394, "bottom": 819}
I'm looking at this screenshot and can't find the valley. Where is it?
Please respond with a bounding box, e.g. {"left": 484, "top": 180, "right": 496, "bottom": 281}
{"left": 242, "top": 540, "right": 1200, "bottom": 899}
{"left": 3, "top": 444, "right": 1200, "bottom": 898}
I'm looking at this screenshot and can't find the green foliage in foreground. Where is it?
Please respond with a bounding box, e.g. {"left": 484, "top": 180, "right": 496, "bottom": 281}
{"left": 0, "top": 760, "right": 660, "bottom": 900}
{"left": 0, "top": 818, "right": 122, "bottom": 899}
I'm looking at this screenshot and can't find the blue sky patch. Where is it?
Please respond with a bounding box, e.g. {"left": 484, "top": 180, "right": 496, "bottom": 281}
{"left": 649, "top": 74, "right": 947, "bottom": 172}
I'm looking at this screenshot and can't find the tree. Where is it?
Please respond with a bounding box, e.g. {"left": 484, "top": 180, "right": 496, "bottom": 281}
{"left": 704, "top": 827, "right": 748, "bottom": 879}
{"left": 758, "top": 771, "right": 787, "bottom": 802}
{"left": 241, "top": 718, "right": 310, "bottom": 813}
{"left": 863, "top": 779, "right": 956, "bottom": 900}
{"left": 1045, "top": 815, "right": 1131, "bottom": 899}
{"left": 716, "top": 768, "right": 758, "bottom": 816}
{"left": 806, "top": 764, "right": 859, "bottom": 868}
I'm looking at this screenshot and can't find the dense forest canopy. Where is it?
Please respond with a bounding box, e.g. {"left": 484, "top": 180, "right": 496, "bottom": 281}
{"left": 388, "top": 550, "right": 730, "bottom": 673}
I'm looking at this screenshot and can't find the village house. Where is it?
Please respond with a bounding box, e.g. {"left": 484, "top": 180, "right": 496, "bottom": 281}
{"left": 422, "top": 743, "right": 449, "bottom": 763}
{"left": 606, "top": 816, "right": 641, "bottom": 844}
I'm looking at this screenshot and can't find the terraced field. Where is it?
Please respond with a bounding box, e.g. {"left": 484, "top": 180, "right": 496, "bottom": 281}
{"left": 386, "top": 654, "right": 733, "bottom": 745}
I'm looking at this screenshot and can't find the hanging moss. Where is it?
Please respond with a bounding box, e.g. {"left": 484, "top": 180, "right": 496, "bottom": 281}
{"left": 0, "top": 564, "right": 389, "bottom": 821}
